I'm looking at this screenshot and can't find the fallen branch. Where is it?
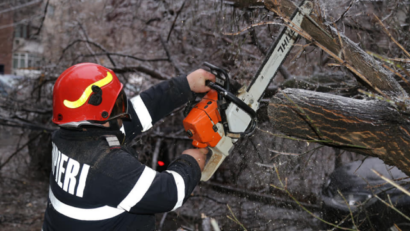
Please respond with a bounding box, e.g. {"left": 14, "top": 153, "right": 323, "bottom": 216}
{"left": 263, "top": 0, "right": 407, "bottom": 99}
{"left": 268, "top": 88, "right": 410, "bottom": 175}
{"left": 203, "top": 181, "right": 320, "bottom": 211}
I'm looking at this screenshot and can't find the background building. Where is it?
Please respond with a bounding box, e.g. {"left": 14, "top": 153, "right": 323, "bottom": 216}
{"left": 0, "top": 0, "right": 44, "bottom": 77}
{"left": 0, "top": 11, "right": 14, "bottom": 75}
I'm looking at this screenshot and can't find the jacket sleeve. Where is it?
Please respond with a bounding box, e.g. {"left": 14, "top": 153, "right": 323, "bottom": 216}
{"left": 122, "top": 75, "right": 194, "bottom": 141}
{"left": 86, "top": 150, "right": 201, "bottom": 214}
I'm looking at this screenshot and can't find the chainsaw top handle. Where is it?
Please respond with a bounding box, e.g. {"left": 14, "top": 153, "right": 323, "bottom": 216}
{"left": 203, "top": 62, "right": 230, "bottom": 92}
{"left": 206, "top": 81, "right": 256, "bottom": 119}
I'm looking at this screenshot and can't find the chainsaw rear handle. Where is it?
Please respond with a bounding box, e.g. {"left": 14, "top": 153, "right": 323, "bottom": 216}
{"left": 200, "top": 147, "right": 227, "bottom": 181}
{"left": 200, "top": 128, "right": 233, "bottom": 181}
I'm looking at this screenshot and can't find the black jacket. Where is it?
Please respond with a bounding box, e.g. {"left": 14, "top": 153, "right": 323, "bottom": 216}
{"left": 43, "top": 76, "right": 201, "bottom": 231}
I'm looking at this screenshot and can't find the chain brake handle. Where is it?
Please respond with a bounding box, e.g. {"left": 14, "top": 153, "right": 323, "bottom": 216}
{"left": 203, "top": 62, "right": 230, "bottom": 92}
{"left": 203, "top": 62, "right": 257, "bottom": 137}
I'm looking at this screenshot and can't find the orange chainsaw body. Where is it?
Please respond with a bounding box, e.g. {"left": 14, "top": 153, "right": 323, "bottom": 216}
{"left": 183, "top": 90, "right": 222, "bottom": 148}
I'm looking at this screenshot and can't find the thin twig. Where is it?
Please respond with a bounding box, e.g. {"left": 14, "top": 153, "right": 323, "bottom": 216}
{"left": 223, "top": 21, "right": 283, "bottom": 36}
{"left": 374, "top": 195, "right": 410, "bottom": 221}
{"left": 58, "top": 39, "right": 116, "bottom": 67}
{"left": 382, "top": 64, "right": 410, "bottom": 91}
{"left": 358, "top": 89, "right": 398, "bottom": 106}
{"left": 372, "top": 169, "right": 410, "bottom": 197}
{"left": 366, "top": 51, "right": 410, "bottom": 64}
{"left": 158, "top": 212, "right": 168, "bottom": 231}
{"left": 272, "top": 165, "right": 356, "bottom": 231}
{"left": 108, "top": 65, "right": 169, "bottom": 80}
{"left": 373, "top": 13, "right": 410, "bottom": 58}
{"left": 334, "top": 0, "right": 356, "bottom": 23}
{"left": 268, "top": 148, "right": 300, "bottom": 156}
{"left": 358, "top": 89, "right": 407, "bottom": 111}
{"left": 334, "top": 23, "right": 346, "bottom": 59}
{"left": 81, "top": 53, "right": 169, "bottom": 62}
{"left": 226, "top": 204, "right": 248, "bottom": 231}
{"left": 366, "top": 50, "right": 410, "bottom": 78}
{"left": 0, "top": 134, "right": 41, "bottom": 170}
{"left": 78, "top": 22, "right": 100, "bottom": 65}
{"left": 288, "top": 43, "right": 311, "bottom": 65}
{"left": 327, "top": 63, "right": 341, "bottom": 67}
{"left": 337, "top": 190, "right": 357, "bottom": 229}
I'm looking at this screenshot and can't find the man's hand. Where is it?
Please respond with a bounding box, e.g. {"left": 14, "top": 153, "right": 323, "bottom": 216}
{"left": 182, "top": 148, "right": 208, "bottom": 171}
{"left": 187, "top": 69, "right": 216, "bottom": 93}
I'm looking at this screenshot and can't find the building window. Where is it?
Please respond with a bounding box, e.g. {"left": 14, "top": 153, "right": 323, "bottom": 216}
{"left": 14, "top": 24, "right": 29, "bottom": 39}
{"left": 0, "top": 64, "right": 4, "bottom": 75}
{"left": 13, "top": 53, "right": 41, "bottom": 69}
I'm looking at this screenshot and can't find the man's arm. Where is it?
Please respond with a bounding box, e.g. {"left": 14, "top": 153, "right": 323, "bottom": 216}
{"left": 123, "top": 70, "right": 215, "bottom": 141}
{"left": 86, "top": 149, "right": 205, "bottom": 214}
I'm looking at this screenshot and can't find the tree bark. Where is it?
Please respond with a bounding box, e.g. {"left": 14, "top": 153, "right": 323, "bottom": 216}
{"left": 268, "top": 88, "right": 410, "bottom": 175}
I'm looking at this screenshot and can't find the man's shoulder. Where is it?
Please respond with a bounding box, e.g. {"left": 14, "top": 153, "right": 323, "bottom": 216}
{"left": 52, "top": 128, "right": 137, "bottom": 167}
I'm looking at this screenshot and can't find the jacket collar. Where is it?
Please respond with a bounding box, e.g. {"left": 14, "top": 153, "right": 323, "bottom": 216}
{"left": 57, "top": 127, "right": 125, "bottom": 144}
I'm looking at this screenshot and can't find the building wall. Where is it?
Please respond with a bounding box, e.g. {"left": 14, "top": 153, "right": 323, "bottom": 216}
{"left": 0, "top": 12, "right": 14, "bottom": 74}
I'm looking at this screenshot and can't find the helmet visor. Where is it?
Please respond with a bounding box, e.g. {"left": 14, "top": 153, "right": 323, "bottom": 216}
{"left": 109, "top": 90, "right": 131, "bottom": 120}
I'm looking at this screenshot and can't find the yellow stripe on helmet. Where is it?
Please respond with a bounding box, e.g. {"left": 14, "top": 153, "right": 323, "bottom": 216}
{"left": 63, "top": 72, "right": 113, "bottom": 109}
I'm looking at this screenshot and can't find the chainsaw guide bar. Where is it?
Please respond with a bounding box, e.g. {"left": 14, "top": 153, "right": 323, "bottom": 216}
{"left": 183, "top": 1, "right": 313, "bottom": 181}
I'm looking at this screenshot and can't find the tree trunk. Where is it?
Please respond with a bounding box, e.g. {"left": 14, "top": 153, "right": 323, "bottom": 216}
{"left": 268, "top": 88, "right": 410, "bottom": 175}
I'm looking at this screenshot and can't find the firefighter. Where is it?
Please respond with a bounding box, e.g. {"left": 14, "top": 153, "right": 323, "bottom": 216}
{"left": 43, "top": 63, "right": 215, "bottom": 230}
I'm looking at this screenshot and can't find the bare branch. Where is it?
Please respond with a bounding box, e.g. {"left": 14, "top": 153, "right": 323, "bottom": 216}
{"left": 80, "top": 53, "right": 169, "bottom": 62}
{"left": 0, "top": 133, "right": 41, "bottom": 170}
{"left": 166, "top": 0, "right": 186, "bottom": 42}
{"left": 109, "top": 65, "right": 170, "bottom": 80}
{"left": 334, "top": 0, "right": 357, "bottom": 24}
{"left": 32, "top": 0, "right": 49, "bottom": 36}
{"left": 160, "top": 36, "right": 182, "bottom": 75}
{"left": 58, "top": 39, "right": 116, "bottom": 67}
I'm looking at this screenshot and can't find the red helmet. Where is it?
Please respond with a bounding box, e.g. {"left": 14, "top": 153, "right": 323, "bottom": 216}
{"left": 53, "top": 63, "right": 125, "bottom": 126}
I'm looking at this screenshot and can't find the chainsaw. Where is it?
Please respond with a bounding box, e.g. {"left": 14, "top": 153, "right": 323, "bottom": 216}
{"left": 183, "top": 1, "right": 313, "bottom": 181}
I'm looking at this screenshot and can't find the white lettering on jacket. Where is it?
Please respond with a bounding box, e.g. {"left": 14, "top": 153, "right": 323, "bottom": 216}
{"left": 52, "top": 143, "right": 90, "bottom": 198}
